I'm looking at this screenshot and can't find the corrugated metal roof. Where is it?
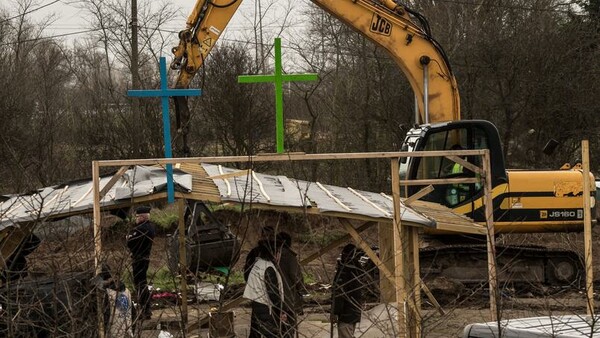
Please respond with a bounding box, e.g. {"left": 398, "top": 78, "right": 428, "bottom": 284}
{"left": 202, "top": 163, "right": 431, "bottom": 226}
{"left": 0, "top": 166, "right": 192, "bottom": 229}
{"left": 0, "top": 163, "right": 483, "bottom": 234}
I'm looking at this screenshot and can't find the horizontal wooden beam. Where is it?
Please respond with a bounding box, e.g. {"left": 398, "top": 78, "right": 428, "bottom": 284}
{"left": 444, "top": 155, "right": 484, "bottom": 175}
{"left": 400, "top": 177, "right": 480, "bottom": 186}
{"left": 94, "top": 149, "right": 487, "bottom": 167}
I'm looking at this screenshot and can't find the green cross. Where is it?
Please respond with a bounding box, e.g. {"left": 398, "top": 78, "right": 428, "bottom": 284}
{"left": 238, "top": 38, "right": 318, "bottom": 153}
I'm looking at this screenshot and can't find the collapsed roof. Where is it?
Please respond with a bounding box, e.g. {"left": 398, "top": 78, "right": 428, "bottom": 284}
{"left": 0, "top": 163, "right": 484, "bottom": 234}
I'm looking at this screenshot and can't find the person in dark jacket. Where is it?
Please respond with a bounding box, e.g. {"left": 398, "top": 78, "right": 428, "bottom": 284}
{"left": 243, "top": 240, "right": 287, "bottom": 338}
{"left": 331, "top": 244, "right": 365, "bottom": 338}
{"left": 244, "top": 225, "right": 276, "bottom": 282}
{"left": 276, "top": 231, "right": 304, "bottom": 338}
{"left": 126, "top": 206, "right": 156, "bottom": 320}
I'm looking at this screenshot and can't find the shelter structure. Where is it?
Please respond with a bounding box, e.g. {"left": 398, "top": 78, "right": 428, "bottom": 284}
{"left": 88, "top": 150, "right": 494, "bottom": 337}
{"left": 1, "top": 150, "right": 495, "bottom": 337}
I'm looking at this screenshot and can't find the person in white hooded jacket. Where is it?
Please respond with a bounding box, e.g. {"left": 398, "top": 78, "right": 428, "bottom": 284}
{"left": 243, "top": 240, "right": 289, "bottom": 338}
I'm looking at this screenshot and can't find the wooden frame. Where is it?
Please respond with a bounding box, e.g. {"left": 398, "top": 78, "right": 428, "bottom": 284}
{"left": 91, "top": 149, "right": 496, "bottom": 338}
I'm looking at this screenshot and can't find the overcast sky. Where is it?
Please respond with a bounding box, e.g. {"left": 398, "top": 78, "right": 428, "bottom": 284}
{"left": 2, "top": 0, "right": 310, "bottom": 52}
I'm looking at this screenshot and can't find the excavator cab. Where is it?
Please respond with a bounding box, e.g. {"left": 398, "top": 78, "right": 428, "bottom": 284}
{"left": 167, "top": 201, "right": 240, "bottom": 275}
{"left": 401, "top": 120, "right": 508, "bottom": 220}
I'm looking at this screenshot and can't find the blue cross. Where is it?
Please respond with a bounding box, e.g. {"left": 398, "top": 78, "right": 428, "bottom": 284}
{"left": 127, "top": 57, "right": 201, "bottom": 203}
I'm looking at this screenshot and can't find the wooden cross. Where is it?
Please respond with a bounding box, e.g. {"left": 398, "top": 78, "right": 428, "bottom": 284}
{"left": 238, "top": 38, "right": 318, "bottom": 153}
{"left": 127, "top": 57, "right": 201, "bottom": 203}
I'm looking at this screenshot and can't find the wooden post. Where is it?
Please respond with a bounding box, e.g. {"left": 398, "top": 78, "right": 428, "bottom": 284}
{"left": 409, "top": 226, "right": 421, "bottom": 336}
{"left": 582, "top": 140, "right": 594, "bottom": 315}
{"left": 178, "top": 199, "right": 188, "bottom": 325}
{"left": 482, "top": 151, "right": 499, "bottom": 321}
{"left": 92, "top": 161, "right": 105, "bottom": 338}
{"left": 378, "top": 222, "right": 396, "bottom": 302}
{"left": 341, "top": 219, "right": 395, "bottom": 284}
{"left": 391, "top": 159, "right": 408, "bottom": 337}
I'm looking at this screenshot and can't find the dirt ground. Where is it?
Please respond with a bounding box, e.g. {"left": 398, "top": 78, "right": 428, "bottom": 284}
{"left": 134, "top": 289, "right": 591, "bottom": 337}
{"left": 23, "top": 212, "right": 600, "bottom": 337}
{"left": 137, "top": 236, "right": 597, "bottom": 337}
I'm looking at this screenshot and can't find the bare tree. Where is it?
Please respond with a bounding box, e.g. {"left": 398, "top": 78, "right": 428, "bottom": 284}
{"left": 195, "top": 43, "right": 274, "bottom": 161}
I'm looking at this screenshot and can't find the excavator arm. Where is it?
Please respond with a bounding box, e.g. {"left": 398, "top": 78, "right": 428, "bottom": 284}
{"left": 170, "top": 0, "right": 460, "bottom": 155}
{"left": 170, "top": 0, "right": 244, "bottom": 156}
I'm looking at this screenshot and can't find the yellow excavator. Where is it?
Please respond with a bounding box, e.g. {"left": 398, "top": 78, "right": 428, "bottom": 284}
{"left": 171, "top": 0, "right": 595, "bottom": 286}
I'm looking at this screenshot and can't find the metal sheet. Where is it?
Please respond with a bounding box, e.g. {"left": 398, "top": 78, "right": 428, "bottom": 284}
{"left": 463, "top": 315, "right": 600, "bottom": 338}
{"left": 0, "top": 166, "right": 192, "bottom": 230}
{"left": 202, "top": 164, "right": 435, "bottom": 228}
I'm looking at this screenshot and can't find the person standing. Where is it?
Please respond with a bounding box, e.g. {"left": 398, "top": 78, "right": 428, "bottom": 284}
{"left": 244, "top": 225, "right": 276, "bottom": 282}
{"left": 126, "top": 206, "right": 156, "bottom": 320}
{"left": 276, "top": 231, "right": 304, "bottom": 338}
{"left": 243, "top": 240, "right": 287, "bottom": 338}
{"left": 331, "top": 244, "right": 365, "bottom": 338}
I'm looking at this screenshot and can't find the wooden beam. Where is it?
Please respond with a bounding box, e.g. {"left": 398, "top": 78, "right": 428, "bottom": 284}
{"left": 98, "top": 166, "right": 129, "bottom": 199}
{"left": 92, "top": 161, "right": 105, "bottom": 338}
{"left": 95, "top": 149, "right": 486, "bottom": 167}
{"left": 399, "top": 177, "right": 480, "bottom": 186}
{"left": 300, "top": 221, "right": 375, "bottom": 265}
{"left": 482, "top": 151, "right": 499, "bottom": 321}
{"left": 420, "top": 278, "right": 445, "bottom": 316}
{"left": 444, "top": 155, "right": 483, "bottom": 175}
{"left": 391, "top": 159, "right": 409, "bottom": 337}
{"left": 404, "top": 185, "right": 434, "bottom": 206}
{"left": 207, "top": 169, "right": 252, "bottom": 180}
{"left": 378, "top": 223, "right": 445, "bottom": 316}
{"left": 340, "top": 218, "right": 395, "bottom": 285}
{"left": 378, "top": 222, "right": 395, "bottom": 303}
{"left": 409, "top": 226, "right": 421, "bottom": 336}
{"left": 178, "top": 199, "right": 188, "bottom": 325}
{"left": 582, "top": 140, "right": 594, "bottom": 315}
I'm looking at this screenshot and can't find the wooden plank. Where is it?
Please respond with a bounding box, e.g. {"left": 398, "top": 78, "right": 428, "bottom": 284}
{"left": 391, "top": 159, "right": 408, "bottom": 337}
{"left": 92, "top": 161, "right": 105, "bottom": 338}
{"left": 300, "top": 221, "right": 375, "bottom": 265}
{"left": 404, "top": 185, "right": 434, "bottom": 206}
{"left": 95, "top": 149, "right": 486, "bottom": 167}
{"left": 207, "top": 169, "right": 252, "bottom": 180}
{"left": 582, "top": 140, "right": 594, "bottom": 315}
{"left": 444, "top": 155, "right": 483, "bottom": 175}
{"left": 420, "top": 278, "right": 445, "bottom": 316}
{"left": 399, "top": 177, "right": 479, "bottom": 186}
{"left": 409, "top": 226, "right": 421, "bottom": 336}
{"left": 178, "top": 199, "right": 188, "bottom": 325}
{"left": 482, "top": 151, "right": 499, "bottom": 321}
{"left": 98, "top": 166, "right": 129, "bottom": 199}
{"left": 340, "top": 218, "right": 395, "bottom": 285}
{"left": 378, "top": 222, "right": 396, "bottom": 302}
{"left": 432, "top": 223, "right": 487, "bottom": 235}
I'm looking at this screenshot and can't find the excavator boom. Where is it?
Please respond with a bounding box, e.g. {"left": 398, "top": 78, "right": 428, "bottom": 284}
{"left": 170, "top": 0, "right": 460, "bottom": 155}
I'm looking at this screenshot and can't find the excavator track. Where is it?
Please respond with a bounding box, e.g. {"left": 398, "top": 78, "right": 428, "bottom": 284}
{"left": 419, "top": 244, "right": 584, "bottom": 287}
